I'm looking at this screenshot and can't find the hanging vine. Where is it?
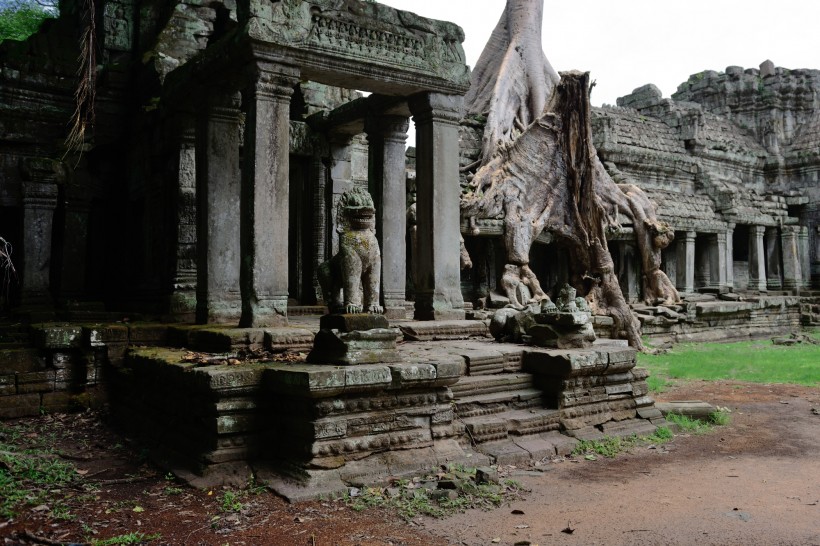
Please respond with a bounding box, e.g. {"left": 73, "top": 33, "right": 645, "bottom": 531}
{"left": 64, "top": 0, "right": 96, "bottom": 156}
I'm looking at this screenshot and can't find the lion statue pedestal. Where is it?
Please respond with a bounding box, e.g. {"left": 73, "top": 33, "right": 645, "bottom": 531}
{"left": 308, "top": 188, "right": 400, "bottom": 365}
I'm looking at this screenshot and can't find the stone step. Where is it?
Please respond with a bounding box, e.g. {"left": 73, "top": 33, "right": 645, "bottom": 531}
{"left": 505, "top": 408, "right": 561, "bottom": 436}
{"left": 451, "top": 373, "right": 535, "bottom": 398}
{"left": 461, "top": 415, "right": 508, "bottom": 443}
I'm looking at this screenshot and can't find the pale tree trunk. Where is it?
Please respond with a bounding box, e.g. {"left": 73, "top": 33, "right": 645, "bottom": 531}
{"left": 461, "top": 1, "right": 680, "bottom": 350}
{"left": 464, "top": 0, "right": 559, "bottom": 164}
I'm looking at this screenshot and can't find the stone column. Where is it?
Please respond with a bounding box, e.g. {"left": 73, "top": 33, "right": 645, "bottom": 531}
{"left": 328, "top": 135, "right": 354, "bottom": 257}
{"left": 170, "top": 114, "right": 198, "bottom": 320}
{"left": 661, "top": 242, "right": 677, "bottom": 288}
{"left": 366, "top": 115, "right": 410, "bottom": 319}
{"left": 57, "top": 182, "right": 92, "bottom": 301}
{"left": 708, "top": 233, "right": 727, "bottom": 290}
{"left": 781, "top": 225, "right": 802, "bottom": 291}
{"left": 677, "top": 231, "right": 696, "bottom": 293}
{"left": 798, "top": 226, "right": 810, "bottom": 288}
{"left": 19, "top": 158, "right": 62, "bottom": 307}
{"left": 748, "top": 226, "right": 767, "bottom": 291}
{"left": 765, "top": 227, "right": 782, "bottom": 290}
{"left": 239, "top": 62, "right": 300, "bottom": 327}
{"left": 311, "top": 156, "right": 329, "bottom": 304}
{"left": 409, "top": 93, "right": 466, "bottom": 320}
{"left": 725, "top": 224, "right": 735, "bottom": 290}
{"left": 195, "top": 90, "right": 242, "bottom": 324}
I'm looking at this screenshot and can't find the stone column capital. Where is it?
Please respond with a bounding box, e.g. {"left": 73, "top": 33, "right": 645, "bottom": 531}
{"left": 781, "top": 225, "right": 800, "bottom": 235}
{"left": 408, "top": 92, "right": 463, "bottom": 126}
{"left": 21, "top": 181, "right": 59, "bottom": 210}
{"left": 716, "top": 232, "right": 727, "bottom": 244}
{"left": 365, "top": 115, "right": 410, "bottom": 144}
{"left": 684, "top": 231, "right": 697, "bottom": 242}
{"left": 244, "top": 61, "right": 300, "bottom": 102}
{"left": 201, "top": 90, "right": 242, "bottom": 120}
{"left": 751, "top": 225, "right": 766, "bottom": 237}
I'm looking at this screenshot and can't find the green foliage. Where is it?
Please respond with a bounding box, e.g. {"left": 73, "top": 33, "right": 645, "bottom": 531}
{"left": 639, "top": 334, "right": 820, "bottom": 389}
{"left": 572, "top": 428, "right": 674, "bottom": 459}
{"left": 0, "top": 1, "right": 56, "bottom": 43}
{"left": 708, "top": 410, "right": 731, "bottom": 426}
{"left": 90, "top": 532, "right": 162, "bottom": 546}
{"left": 219, "top": 490, "right": 243, "bottom": 513}
{"left": 665, "top": 412, "right": 713, "bottom": 434}
{"left": 0, "top": 423, "right": 79, "bottom": 518}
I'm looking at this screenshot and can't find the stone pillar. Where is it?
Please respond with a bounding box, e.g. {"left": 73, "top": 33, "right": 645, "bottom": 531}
{"left": 725, "top": 223, "right": 734, "bottom": 289}
{"left": 748, "top": 226, "right": 767, "bottom": 291}
{"left": 695, "top": 234, "right": 710, "bottom": 289}
{"left": 798, "top": 226, "right": 810, "bottom": 288}
{"left": 239, "top": 62, "right": 300, "bottom": 327}
{"left": 195, "top": 90, "right": 242, "bottom": 324}
{"left": 677, "top": 231, "right": 696, "bottom": 293}
{"left": 366, "top": 115, "right": 410, "bottom": 319}
{"left": 57, "top": 182, "right": 92, "bottom": 301}
{"left": 765, "top": 227, "right": 782, "bottom": 290}
{"left": 19, "top": 158, "right": 62, "bottom": 307}
{"left": 781, "top": 225, "right": 802, "bottom": 291}
{"left": 661, "top": 242, "right": 677, "bottom": 288}
{"left": 311, "top": 156, "right": 329, "bottom": 304}
{"left": 170, "top": 114, "right": 198, "bottom": 320}
{"left": 708, "top": 233, "right": 727, "bottom": 290}
{"left": 328, "top": 135, "right": 354, "bottom": 257}
{"left": 408, "top": 93, "right": 465, "bottom": 320}
{"left": 617, "top": 241, "right": 640, "bottom": 303}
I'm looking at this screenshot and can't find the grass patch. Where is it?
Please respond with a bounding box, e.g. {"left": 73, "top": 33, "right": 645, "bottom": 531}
{"left": 0, "top": 423, "right": 79, "bottom": 519}
{"left": 665, "top": 410, "right": 731, "bottom": 434}
{"left": 639, "top": 333, "right": 820, "bottom": 390}
{"left": 571, "top": 427, "right": 673, "bottom": 459}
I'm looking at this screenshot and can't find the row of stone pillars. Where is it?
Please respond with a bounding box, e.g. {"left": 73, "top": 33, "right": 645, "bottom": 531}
{"left": 190, "top": 59, "right": 465, "bottom": 327}
{"left": 667, "top": 225, "right": 808, "bottom": 294}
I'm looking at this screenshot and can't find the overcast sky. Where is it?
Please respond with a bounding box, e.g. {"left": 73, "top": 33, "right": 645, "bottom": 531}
{"left": 379, "top": 0, "right": 820, "bottom": 107}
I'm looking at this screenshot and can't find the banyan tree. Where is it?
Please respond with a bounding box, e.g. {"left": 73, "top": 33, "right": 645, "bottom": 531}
{"left": 460, "top": 0, "right": 680, "bottom": 350}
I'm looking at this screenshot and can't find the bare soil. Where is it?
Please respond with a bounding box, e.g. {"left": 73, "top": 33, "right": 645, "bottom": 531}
{"left": 2, "top": 380, "right": 818, "bottom": 546}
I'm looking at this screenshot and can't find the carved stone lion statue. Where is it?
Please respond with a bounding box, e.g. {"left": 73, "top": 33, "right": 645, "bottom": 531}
{"left": 318, "top": 187, "right": 383, "bottom": 314}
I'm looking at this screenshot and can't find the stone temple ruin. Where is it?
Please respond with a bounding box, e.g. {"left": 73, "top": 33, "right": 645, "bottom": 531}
{"left": 0, "top": 1, "right": 818, "bottom": 496}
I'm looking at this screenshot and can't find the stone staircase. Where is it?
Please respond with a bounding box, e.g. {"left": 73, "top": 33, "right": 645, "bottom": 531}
{"left": 446, "top": 344, "right": 574, "bottom": 462}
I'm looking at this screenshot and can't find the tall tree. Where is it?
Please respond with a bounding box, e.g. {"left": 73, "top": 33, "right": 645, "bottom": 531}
{"left": 461, "top": 0, "right": 679, "bottom": 350}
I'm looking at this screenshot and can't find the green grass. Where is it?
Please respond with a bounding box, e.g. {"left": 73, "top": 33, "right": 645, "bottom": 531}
{"left": 571, "top": 427, "right": 673, "bottom": 459}
{"left": 665, "top": 410, "right": 732, "bottom": 434}
{"left": 0, "top": 423, "right": 79, "bottom": 518}
{"left": 639, "top": 332, "right": 820, "bottom": 390}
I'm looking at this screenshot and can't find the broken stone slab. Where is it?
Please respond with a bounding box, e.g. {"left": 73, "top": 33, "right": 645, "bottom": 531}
{"left": 655, "top": 400, "right": 717, "bottom": 421}
{"left": 523, "top": 349, "right": 607, "bottom": 377}
{"left": 398, "top": 320, "right": 490, "bottom": 341}
{"left": 307, "top": 328, "right": 400, "bottom": 365}
{"left": 187, "top": 327, "right": 267, "bottom": 353}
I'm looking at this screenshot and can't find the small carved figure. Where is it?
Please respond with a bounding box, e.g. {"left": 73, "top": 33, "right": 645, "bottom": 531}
{"left": 318, "top": 187, "right": 383, "bottom": 314}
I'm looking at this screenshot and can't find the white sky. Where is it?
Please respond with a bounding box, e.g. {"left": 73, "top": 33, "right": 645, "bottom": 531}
{"left": 379, "top": 0, "right": 820, "bottom": 107}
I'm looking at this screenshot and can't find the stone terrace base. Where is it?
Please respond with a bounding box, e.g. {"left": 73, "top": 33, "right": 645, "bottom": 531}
{"left": 109, "top": 332, "right": 665, "bottom": 500}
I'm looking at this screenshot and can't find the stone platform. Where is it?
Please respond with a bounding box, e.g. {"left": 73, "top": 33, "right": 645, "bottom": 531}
{"left": 101, "top": 321, "right": 664, "bottom": 499}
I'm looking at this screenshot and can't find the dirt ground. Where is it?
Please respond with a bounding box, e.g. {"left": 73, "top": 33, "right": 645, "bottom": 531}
{"left": 1, "top": 380, "right": 818, "bottom": 546}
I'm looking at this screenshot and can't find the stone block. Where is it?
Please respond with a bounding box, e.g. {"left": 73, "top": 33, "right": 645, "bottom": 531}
{"left": 0, "top": 393, "right": 41, "bottom": 418}
{"left": 264, "top": 328, "right": 314, "bottom": 350}
{"left": 344, "top": 365, "right": 392, "bottom": 393}
{"left": 523, "top": 349, "right": 606, "bottom": 377}
{"left": 41, "top": 391, "right": 77, "bottom": 412}
{"left": 429, "top": 359, "right": 462, "bottom": 380}
{"left": 388, "top": 363, "right": 437, "bottom": 386}
{"left": 214, "top": 414, "right": 257, "bottom": 435}
{"left": 83, "top": 324, "right": 129, "bottom": 346}
{"left": 307, "top": 328, "right": 400, "bottom": 365}
{"left": 16, "top": 370, "right": 55, "bottom": 393}
{"left": 189, "top": 327, "right": 266, "bottom": 352}
{"left": 127, "top": 324, "right": 169, "bottom": 345}
{"left": 319, "top": 313, "right": 389, "bottom": 332}
{"left": 0, "top": 348, "right": 45, "bottom": 373}
{"left": 264, "top": 364, "right": 345, "bottom": 398}
{"left": 0, "top": 374, "right": 16, "bottom": 396}
{"left": 33, "top": 325, "right": 82, "bottom": 350}
{"left": 197, "top": 365, "right": 266, "bottom": 395}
